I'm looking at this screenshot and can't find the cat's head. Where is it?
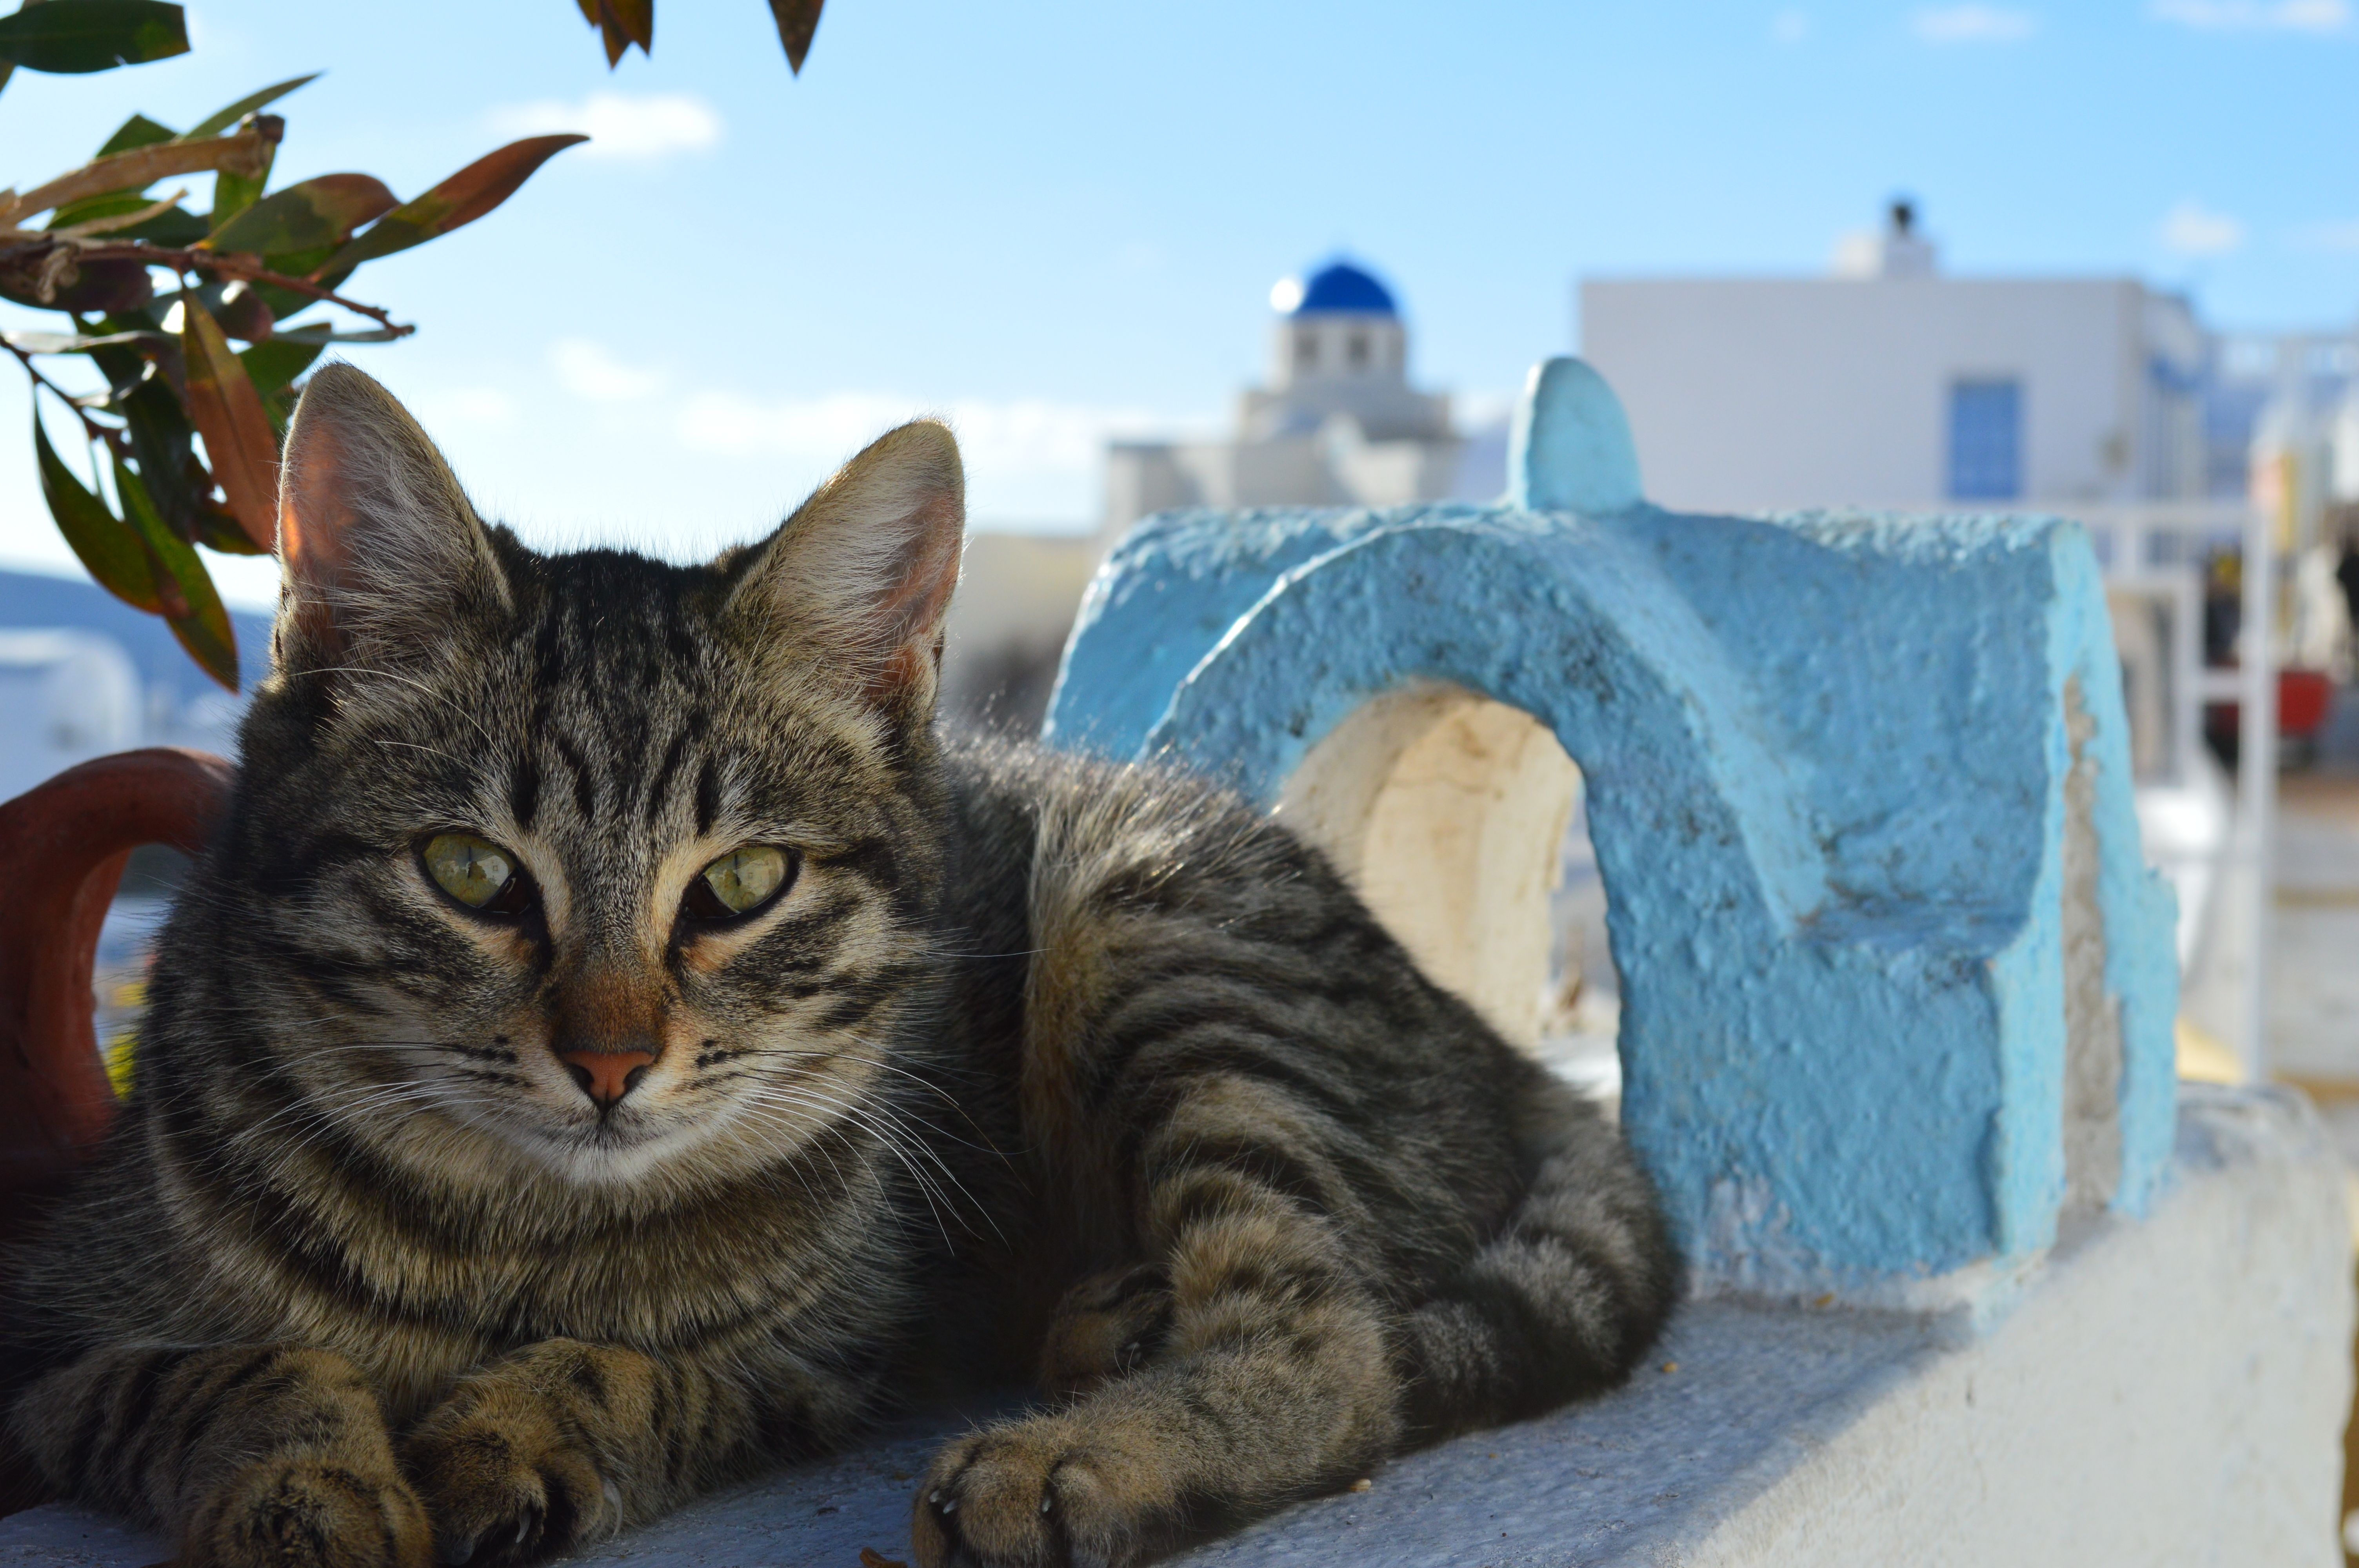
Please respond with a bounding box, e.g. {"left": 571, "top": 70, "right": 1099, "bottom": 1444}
{"left": 191, "top": 363, "right": 966, "bottom": 1189}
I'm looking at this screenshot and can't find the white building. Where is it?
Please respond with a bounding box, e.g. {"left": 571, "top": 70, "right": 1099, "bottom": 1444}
{"left": 0, "top": 629, "right": 141, "bottom": 804}
{"left": 1103, "top": 260, "right": 1467, "bottom": 535}
{"left": 1579, "top": 203, "right": 2212, "bottom": 513}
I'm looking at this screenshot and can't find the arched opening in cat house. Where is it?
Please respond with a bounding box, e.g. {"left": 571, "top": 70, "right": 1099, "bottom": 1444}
{"left": 1273, "top": 680, "right": 1622, "bottom": 1107}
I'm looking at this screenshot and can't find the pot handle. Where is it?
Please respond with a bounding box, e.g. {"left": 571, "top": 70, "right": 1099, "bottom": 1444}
{"left": 0, "top": 749, "right": 233, "bottom": 1198}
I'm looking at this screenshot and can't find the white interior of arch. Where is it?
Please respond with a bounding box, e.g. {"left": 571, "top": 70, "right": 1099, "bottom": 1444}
{"left": 1275, "top": 680, "right": 1584, "bottom": 1052}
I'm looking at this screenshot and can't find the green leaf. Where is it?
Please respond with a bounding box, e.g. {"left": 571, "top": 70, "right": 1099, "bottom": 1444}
{"left": 45, "top": 188, "right": 155, "bottom": 228}
{"left": 182, "top": 71, "right": 318, "bottom": 140}
{"left": 97, "top": 111, "right": 176, "bottom": 155}
{"left": 769, "top": 0, "right": 823, "bottom": 73}
{"left": 114, "top": 456, "right": 238, "bottom": 690}
{"left": 116, "top": 203, "right": 207, "bottom": 245}
{"left": 89, "top": 336, "right": 209, "bottom": 539}
{"left": 208, "top": 114, "right": 280, "bottom": 230}
{"left": 34, "top": 411, "right": 160, "bottom": 613}
{"left": 46, "top": 188, "right": 207, "bottom": 245}
{"left": 320, "top": 135, "right": 586, "bottom": 276}
{"left": 238, "top": 335, "right": 323, "bottom": 399}
{"left": 207, "top": 172, "right": 394, "bottom": 255}
{"left": 0, "top": 0, "right": 187, "bottom": 73}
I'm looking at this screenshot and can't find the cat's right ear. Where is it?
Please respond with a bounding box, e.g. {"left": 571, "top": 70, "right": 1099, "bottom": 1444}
{"left": 272, "top": 363, "right": 510, "bottom": 678}
{"left": 725, "top": 419, "right": 965, "bottom": 720}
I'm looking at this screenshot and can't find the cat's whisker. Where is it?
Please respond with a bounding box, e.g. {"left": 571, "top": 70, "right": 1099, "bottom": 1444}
{"left": 731, "top": 1079, "right": 986, "bottom": 1245}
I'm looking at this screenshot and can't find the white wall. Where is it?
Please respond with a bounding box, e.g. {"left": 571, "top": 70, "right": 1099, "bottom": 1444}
{"left": 1581, "top": 276, "right": 2194, "bottom": 514}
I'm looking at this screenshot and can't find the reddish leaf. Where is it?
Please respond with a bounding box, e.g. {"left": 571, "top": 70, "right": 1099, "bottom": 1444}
{"left": 770, "top": 0, "right": 822, "bottom": 72}
{"left": 578, "top": 0, "right": 649, "bottom": 64}
{"left": 609, "top": 0, "right": 652, "bottom": 49}
{"left": 320, "top": 135, "right": 586, "bottom": 275}
{"left": 180, "top": 301, "right": 279, "bottom": 551}
{"left": 0, "top": 246, "right": 153, "bottom": 313}
{"left": 35, "top": 414, "right": 161, "bottom": 613}
{"left": 601, "top": 0, "right": 650, "bottom": 56}
{"left": 211, "top": 279, "right": 274, "bottom": 343}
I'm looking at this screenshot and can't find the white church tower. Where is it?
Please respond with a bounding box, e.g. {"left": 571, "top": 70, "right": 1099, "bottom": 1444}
{"left": 1103, "top": 259, "right": 1465, "bottom": 537}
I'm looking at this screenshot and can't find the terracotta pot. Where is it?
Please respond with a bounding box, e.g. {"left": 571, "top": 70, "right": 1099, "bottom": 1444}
{"left": 0, "top": 749, "right": 232, "bottom": 1518}
{"left": 0, "top": 749, "right": 233, "bottom": 1209}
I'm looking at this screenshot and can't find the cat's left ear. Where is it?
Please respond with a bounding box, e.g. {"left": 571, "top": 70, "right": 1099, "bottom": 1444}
{"left": 727, "top": 419, "right": 965, "bottom": 717}
{"left": 272, "top": 362, "right": 511, "bottom": 681}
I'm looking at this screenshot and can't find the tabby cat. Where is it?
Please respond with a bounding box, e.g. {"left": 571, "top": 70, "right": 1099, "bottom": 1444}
{"left": 1, "top": 364, "right": 1679, "bottom": 1568}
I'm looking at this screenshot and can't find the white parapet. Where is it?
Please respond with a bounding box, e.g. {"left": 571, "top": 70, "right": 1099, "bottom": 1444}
{"left": 2, "top": 1085, "right": 2340, "bottom": 1567}
{"left": 1660, "top": 1083, "right": 2353, "bottom": 1568}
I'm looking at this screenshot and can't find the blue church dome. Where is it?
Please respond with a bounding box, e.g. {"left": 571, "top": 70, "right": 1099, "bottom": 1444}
{"left": 1271, "top": 259, "right": 1398, "bottom": 317}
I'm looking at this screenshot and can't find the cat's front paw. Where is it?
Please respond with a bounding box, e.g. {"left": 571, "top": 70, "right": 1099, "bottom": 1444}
{"left": 402, "top": 1390, "right": 618, "bottom": 1566}
{"left": 182, "top": 1455, "right": 433, "bottom": 1568}
{"left": 912, "top": 1415, "right": 1162, "bottom": 1568}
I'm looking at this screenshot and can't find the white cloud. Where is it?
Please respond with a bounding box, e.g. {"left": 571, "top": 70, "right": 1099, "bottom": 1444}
{"left": 676, "top": 392, "right": 1173, "bottom": 521}
{"left": 1914, "top": 4, "right": 2039, "bottom": 40}
{"left": 2292, "top": 218, "right": 2359, "bottom": 251}
{"left": 2150, "top": 0, "right": 2350, "bottom": 29}
{"left": 2160, "top": 200, "right": 2246, "bottom": 256}
{"left": 488, "top": 92, "right": 723, "bottom": 161}
{"left": 1772, "top": 8, "right": 1811, "bottom": 41}
{"left": 550, "top": 339, "right": 667, "bottom": 402}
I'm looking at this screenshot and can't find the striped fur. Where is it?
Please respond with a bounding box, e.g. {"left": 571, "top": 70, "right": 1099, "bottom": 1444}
{"left": 2, "top": 365, "right": 1678, "bottom": 1568}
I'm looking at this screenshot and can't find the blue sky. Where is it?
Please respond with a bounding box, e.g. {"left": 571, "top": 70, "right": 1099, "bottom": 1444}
{"left": 2, "top": 0, "right": 2353, "bottom": 608}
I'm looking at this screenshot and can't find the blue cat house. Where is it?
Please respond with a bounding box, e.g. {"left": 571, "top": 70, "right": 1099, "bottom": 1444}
{"left": 1, "top": 362, "right": 2349, "bottom": 1566}
{"left": 1049, "top": 356, "right": 2179, "bottom": 1301}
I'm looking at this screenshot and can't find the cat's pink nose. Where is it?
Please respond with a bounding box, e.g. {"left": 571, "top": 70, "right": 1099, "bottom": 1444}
{"left": 559, "top": 1049, "right": 655, "bottom": 1108}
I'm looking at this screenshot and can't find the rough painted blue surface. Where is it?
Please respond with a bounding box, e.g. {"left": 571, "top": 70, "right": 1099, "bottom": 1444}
{"left": 1043, "top": 358, "right": 2178, "bottom": 1292}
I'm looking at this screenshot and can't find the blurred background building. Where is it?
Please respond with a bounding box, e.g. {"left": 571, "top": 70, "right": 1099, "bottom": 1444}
{"left": 1101, "top": 259, "right": 1489, "bottom": 534}
{"left": 1581, "top": 201, "right": 2352, "bottom": 518}
{"left": 0, "top": 570, "right": 258, "bottom": 803}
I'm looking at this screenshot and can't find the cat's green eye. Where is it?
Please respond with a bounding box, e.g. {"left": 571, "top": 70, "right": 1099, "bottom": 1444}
{"left": 687, "top": 845, "right": 794, "bottom": 921}
{"left": 423, "top": 832, "right": 529, "bottom": 915}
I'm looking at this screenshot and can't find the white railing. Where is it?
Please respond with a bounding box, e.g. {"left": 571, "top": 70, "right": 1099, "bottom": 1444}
{"left": 2072, "top": 501, "right": 2276, "bottom": 1080}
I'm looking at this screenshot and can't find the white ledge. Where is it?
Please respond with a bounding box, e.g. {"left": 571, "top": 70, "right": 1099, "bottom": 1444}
{"left": 4, "top": 1086, "right": 2347, "bottom": 1568}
